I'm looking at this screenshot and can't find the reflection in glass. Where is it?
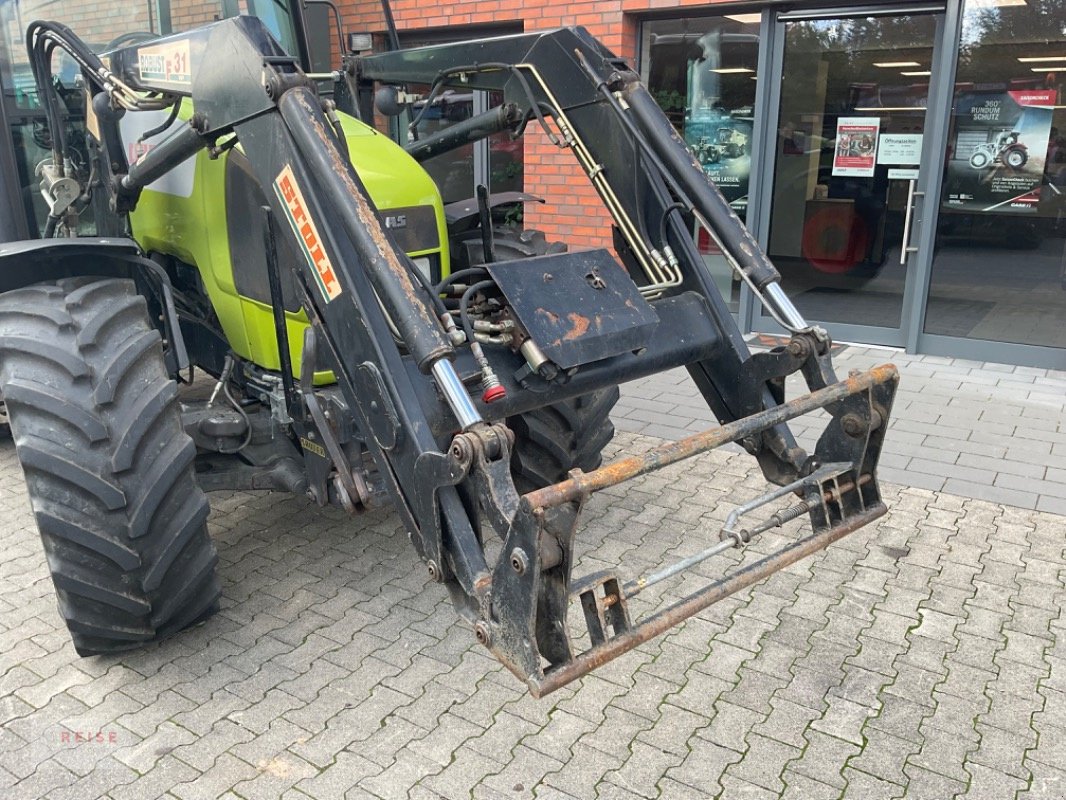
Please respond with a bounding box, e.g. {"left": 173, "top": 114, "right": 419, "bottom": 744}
{"left": 766, "top": 14, "right": 936, "bottom": 330}
{"left": 410, "top": 89, "right": 479, "bottom": 204}
{"left": 925, "top": 0, "right": 1066, "bottom": 348}
{"left": 405, "top": 89, "right": 524, "bottom": 205}
{"left": 643, "top": 16, "right": 761, "bottom": 310}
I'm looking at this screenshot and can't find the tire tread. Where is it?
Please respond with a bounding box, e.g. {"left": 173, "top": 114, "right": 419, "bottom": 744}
{"left": 0, "top": 278, "right": 219, "bottom": 655}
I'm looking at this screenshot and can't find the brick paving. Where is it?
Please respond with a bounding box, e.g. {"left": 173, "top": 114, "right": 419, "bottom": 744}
{"left": 1, "top": 387, "right": 1065, "bottom": 799}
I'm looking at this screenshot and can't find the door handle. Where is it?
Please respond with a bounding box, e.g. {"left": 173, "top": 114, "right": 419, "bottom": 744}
{"left": 900, "top": 178, "right": 924, "bottom": 266}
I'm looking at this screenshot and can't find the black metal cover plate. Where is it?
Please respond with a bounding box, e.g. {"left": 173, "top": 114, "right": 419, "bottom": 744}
{"left": 487, "top": 249, "right": 659, "bottom": 369}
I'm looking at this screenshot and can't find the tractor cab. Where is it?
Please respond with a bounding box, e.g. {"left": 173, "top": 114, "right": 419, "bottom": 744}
{"left": 0, "top": 0, "right": 327, "bottom": 241}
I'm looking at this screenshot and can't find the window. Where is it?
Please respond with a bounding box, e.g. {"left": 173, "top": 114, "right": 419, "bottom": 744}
{"left": 925, "top": 0, "right": 1066, "bottom": 348}
{"left": 642, "top": 13, "right": 763, "bottom": 310}
{"left": 1, "top": 1, "right": 301, "bottom": 112}
{"left": 397, "top": 25, "right": 524, "bottom": 204}
{"left": 0, "top": 0, "right": 302, "bottom": 236}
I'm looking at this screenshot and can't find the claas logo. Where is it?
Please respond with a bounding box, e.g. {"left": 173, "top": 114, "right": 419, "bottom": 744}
{"left": 274, "top": 165, "right": 343, "bottom": 302}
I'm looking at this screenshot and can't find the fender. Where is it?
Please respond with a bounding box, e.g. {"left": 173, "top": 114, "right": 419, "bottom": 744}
{"left": 0, "top": 237, "right": 189, "bottom": 373}
{"left": 0, "top": 237, "right": 141, "bottom": 292}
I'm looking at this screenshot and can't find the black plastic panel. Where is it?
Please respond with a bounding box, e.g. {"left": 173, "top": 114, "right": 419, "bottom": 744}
{"left": 376, "top": 205, "right": 439, "bottom": 254}
{"left": 226, "top": 149, "right": 302, "bottom": 312}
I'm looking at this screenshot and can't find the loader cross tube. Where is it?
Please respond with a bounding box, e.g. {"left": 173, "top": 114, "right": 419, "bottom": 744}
{"left": 530, "top": 502, "right": 885, "bottom": 697}
{"left": 524, "top": 364, "right": 897, "bottom": 510}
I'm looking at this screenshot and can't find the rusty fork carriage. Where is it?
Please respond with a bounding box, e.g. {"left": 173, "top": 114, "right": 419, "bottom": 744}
{"left": 473, "top": 364, "right": 898, "bottom": 696}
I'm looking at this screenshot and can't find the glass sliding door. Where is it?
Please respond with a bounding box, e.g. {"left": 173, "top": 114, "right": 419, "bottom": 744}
{"left": 760, "top": 9, "right": 941, "bottom": 342}
{"left": 923, "top": 0, "right": 1066, "bottom": 355}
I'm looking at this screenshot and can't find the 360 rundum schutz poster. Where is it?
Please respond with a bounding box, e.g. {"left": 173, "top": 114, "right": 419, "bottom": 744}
{"left": 942, "top": 89, "right": 1056, "bottom": 214}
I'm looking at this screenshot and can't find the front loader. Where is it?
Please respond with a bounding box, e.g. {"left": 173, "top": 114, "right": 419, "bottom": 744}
{"left": 1, "top": 10, "right": 898, "bottom": 696}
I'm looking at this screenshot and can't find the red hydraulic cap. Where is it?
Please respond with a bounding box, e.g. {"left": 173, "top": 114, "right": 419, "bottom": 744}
{"left": 482, "top": 385, "right": 506, "bottom": 403}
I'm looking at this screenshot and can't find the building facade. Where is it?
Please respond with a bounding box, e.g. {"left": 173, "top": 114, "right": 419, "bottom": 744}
{"left": 342, "top": 0, "right": 1066, "bottom": 369}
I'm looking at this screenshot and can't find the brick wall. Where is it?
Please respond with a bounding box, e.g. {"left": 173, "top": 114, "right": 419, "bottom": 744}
{"left": 17, "top": 0, "right": 224, "bottom": 53}
{"left": 169, "top": 1, "right": 229, "bottom": 32}
{"left": 338, "top": 0, "right": 738, "bottom": 249}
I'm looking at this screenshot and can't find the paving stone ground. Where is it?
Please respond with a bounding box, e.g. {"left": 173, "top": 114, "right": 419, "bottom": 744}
{"left": 617, "top": 342, "right": 1066, "bottom": 514}
{"left": 1, "top": 411, "right": 1064, "bottom": 798}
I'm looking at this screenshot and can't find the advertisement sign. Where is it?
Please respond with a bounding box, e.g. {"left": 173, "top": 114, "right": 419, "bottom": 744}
{"left": 878, "top": 134, "right": 924, "bottom": 165}
{"left": 942, "top": 89, "right": 1056, "bottom": 214}
{"left": 684, "top": 110, "right": 753, "bottom": 217}
{"left": 833, "top": 117, "right": 880, "bottom": 177}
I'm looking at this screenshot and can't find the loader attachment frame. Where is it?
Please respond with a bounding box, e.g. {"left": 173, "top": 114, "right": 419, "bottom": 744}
{"left": 25, "top": 17, "right": 900, "bottom": 694}
{"left": 480, "top": 365, "right": 897, "bottom": 696}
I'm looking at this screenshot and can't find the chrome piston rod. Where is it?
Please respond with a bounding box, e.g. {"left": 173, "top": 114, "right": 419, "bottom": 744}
{"left": 763, "top": 282, "right": 810, "bottom": 333}
{"left": 431, "top": 359, "right": 483, "bottom": 431}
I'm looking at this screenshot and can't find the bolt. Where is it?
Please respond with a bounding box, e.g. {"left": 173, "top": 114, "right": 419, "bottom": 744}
{"left": 510, "top": 548, "right": 529, "bottom": 575}
{"left": 426, "top": 561, "right": 441, "bottom": 582}
{"left": 474, "top": 621, "right": 492, "bottom": 647}
{"left": 450, "top": 436, "right": 473, "bottom": 464}
{"left": 787, "top": 338, "right": 807, "bottom": 357}
{"left": 841, "top": 413, "right": 866, "bottom": 437}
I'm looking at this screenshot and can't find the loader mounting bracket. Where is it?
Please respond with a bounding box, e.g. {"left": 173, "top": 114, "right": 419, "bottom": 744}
{"left": 486, "top": 249, "right": 659, "bottom": 370}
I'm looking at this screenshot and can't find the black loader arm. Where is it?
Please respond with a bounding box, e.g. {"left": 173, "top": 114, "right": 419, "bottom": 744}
{"left": 354, "top": 27, "right": 898, "bottom": 693}
{"left": 75, "top": 16, "right": 496, "bottom": 610}
{"left": 34, "top": 17, "right": 898, "bottom": 695}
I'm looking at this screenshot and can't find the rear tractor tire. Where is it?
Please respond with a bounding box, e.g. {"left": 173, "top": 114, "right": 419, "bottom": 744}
{"left": 0, "top": 278, "right": 220, "bottom": 655}
{"left": 1005, "top": 147, "right": 1028, "bottom": 169}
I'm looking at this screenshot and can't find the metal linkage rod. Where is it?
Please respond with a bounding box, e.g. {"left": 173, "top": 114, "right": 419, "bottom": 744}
{"left": 623, "top": 462, "right": 850, "bottom": 599}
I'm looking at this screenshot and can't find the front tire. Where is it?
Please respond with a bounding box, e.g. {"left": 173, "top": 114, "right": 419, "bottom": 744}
{"left": 0, "top": 278, "right": 220, "bottom": 655}
{"left": 508, "top": 388, "right": 619, "bottom": 494}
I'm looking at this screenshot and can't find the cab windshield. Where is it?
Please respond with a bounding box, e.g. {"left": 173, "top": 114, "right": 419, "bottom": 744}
{"left": 0, "top": 0, "right": 303, "bottom": 236}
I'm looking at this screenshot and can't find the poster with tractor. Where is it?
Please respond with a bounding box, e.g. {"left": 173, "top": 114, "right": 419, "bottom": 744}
{"left": 675, "top": 28, "right": 756, "bottom": 218}
{"left": 685, "top": 109, "right": 753, "bottom": 216}
{"left": 942, "top": 89, "right": 1056, "bottom": 214}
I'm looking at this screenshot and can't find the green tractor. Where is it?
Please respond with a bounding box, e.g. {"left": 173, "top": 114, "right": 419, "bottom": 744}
{"left": 0, "top": 0, "right": 897, "bottom": 696}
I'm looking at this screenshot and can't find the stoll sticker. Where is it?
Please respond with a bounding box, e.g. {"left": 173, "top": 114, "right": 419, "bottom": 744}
{"left": 274, "top": 164, "right": 343, "bottom": 303}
